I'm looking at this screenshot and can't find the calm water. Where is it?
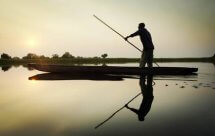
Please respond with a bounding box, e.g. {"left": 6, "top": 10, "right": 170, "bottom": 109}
{"left": 0, "top": 63, "right": 214, "bottom": 136}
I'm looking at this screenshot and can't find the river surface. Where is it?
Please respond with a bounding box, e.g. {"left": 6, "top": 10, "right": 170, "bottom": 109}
{"left": 0, "top": 63, "right": 214, "bottom": 136}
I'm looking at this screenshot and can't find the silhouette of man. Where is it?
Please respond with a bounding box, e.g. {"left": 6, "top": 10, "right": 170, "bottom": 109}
{"left": 125, "top": 75, "right": 154, "bottom": 121}
{"left": 125, "top": 23, "right": 154, "bottom": 68}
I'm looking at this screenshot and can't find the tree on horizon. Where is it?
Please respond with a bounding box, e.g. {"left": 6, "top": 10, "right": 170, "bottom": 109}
{"left": 22, "top": 53, "right": 39, "bottom": 59}
{"left": 52, "top": 54, "right": 59, "bottom": 59}
{"left": 61, "top": 52, "right": 75, "bottom": 59}
{"left": 101, "top": 53, "right": 108, "bottom": 59}
{"left": 1, "top": 53, "right": 12, "bottom": 59}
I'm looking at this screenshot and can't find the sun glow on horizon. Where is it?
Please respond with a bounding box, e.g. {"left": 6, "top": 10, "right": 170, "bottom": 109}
{"left": 26, "top": 38, "right": 37, "bottom": 48}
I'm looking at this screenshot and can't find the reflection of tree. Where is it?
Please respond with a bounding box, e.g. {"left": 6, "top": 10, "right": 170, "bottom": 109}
{"left": 102, "top": 62, "right": 107, "bottom": 66}
{"left": 13, "top": 64, "right": 20, "bottom": 68}
{"left": 22, "top": 65, "right": 34, "bottom": 71}
{"left": 1, "top": 65, "right": 12, "bottom": 72}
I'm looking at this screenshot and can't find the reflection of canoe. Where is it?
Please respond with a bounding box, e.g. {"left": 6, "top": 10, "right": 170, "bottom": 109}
{"left": 29, "top": 73, "right": 198, "bottom": 81}
{"left": 28, "top": 63, "right": 198, "bottom": 75}
{"left": 29, "top": 73, "right": 137, "bottom": 81}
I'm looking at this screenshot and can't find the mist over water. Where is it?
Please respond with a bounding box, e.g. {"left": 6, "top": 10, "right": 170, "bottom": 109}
{"left": 0, "top": 63, "right": 214, "bottom": 136}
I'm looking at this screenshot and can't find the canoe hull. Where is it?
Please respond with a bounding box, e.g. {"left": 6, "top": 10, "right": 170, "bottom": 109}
{"left": 28, "top": 63, "right": 198, "bottom": 75}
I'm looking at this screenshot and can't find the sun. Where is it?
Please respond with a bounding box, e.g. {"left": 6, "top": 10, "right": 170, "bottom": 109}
{"left": 27, "top": 38, "right": 37, "bottom": 47}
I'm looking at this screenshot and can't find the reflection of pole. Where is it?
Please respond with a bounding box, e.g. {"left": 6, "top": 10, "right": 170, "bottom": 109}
{"left": 95, "top": 92, "right": 142, "bottom": 129}
{"left": 93, "top": 14, "right": 160, "bottom": 67}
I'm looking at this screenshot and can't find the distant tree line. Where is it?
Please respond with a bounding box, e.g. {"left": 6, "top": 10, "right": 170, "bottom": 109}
{"left": 1, "top": 52, "right": 214, "bottom": 64}
{"left": 0, "top": 52, "right": 108, "bottom": 60}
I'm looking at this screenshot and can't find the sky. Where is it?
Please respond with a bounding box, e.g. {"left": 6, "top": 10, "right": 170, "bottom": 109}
{"left": 0, "top": 0, "right": 214, "bottom": 58}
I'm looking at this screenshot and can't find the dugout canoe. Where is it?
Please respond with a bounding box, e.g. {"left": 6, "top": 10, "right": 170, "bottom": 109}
{"left": 28, "top": 63, "right": 198, "bottom": 75}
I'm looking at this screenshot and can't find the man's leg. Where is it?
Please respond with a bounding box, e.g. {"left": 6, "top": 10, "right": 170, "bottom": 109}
{"left": 139, "top": 52, "right": 146, "bottom": 68}
{"left": 147, "top": 50, "right": 153, "bottom": 68}
{"left": 143, "top": 50, "right": 150, "bottom": 67}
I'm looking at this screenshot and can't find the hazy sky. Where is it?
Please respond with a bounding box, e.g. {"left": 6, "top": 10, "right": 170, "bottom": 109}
{"left": 0, "top": 0, "right": 214, "bottom": 58}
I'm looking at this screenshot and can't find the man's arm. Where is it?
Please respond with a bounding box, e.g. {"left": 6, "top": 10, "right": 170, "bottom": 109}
{"left": 125, "top": 30, "right": 140, "bottom": 41}
{"left": 125, "top": 104, "right": 139, "bottom": 114}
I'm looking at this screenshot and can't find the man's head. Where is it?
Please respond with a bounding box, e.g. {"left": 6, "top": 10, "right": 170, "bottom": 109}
{"left": 138, "top": 115, "right": 145, "bottom": 121}
{"left": 138, "top": 23, "right": 145, "bottom": 30}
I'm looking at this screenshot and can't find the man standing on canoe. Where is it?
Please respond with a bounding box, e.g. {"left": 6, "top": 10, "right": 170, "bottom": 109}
{"left": 125, "top": 23, "right": 154, "bottom": 68}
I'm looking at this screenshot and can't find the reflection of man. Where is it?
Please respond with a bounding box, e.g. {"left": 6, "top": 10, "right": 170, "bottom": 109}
{"left": 125, "top": 75, "right": 154, "bottom": 121}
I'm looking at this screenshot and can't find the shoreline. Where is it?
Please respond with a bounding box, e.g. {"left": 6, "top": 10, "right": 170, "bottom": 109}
{"left": 0, "top": 57, "right": 214, "bottom": 65}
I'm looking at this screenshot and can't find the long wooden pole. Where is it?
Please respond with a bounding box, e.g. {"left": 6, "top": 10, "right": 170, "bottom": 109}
{"left": 93, "top": 15, "right": 142, "bottom": 52}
